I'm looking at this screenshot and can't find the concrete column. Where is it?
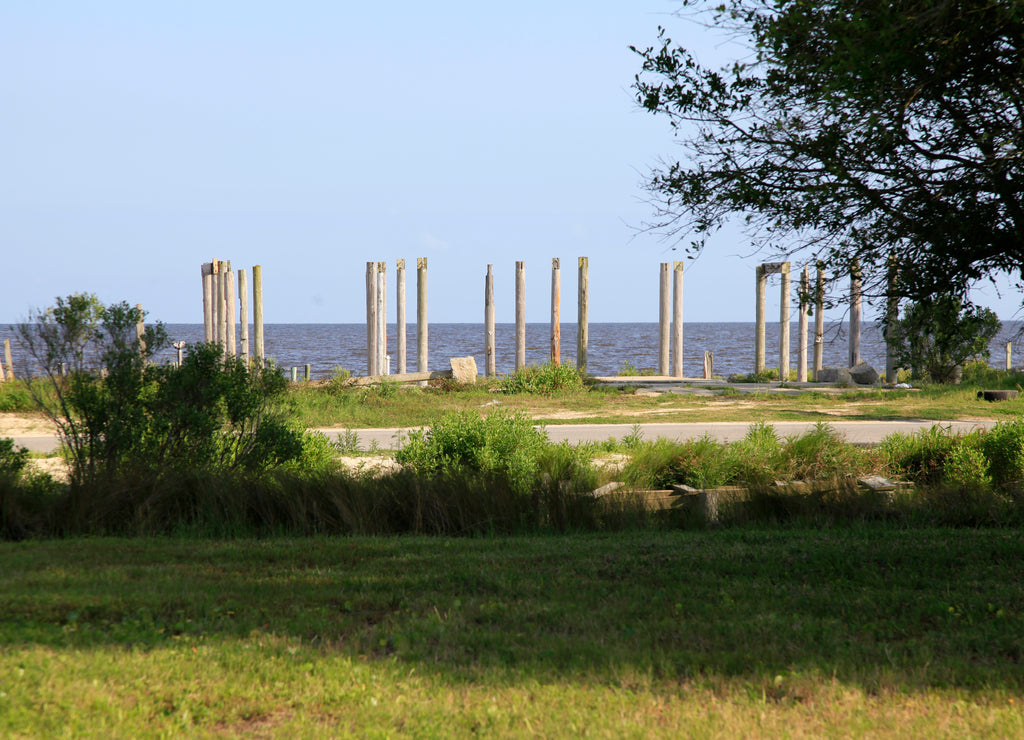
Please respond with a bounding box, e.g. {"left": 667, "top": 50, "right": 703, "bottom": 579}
{"left": 485, "top": 264, "right": 495, "bottom": 377}
{"left": 659, "top": 262, "right": 670, "bottom": 375}
{"left": 366, "top": 261, "right": 378, "bottom": 376}
{"left": 376, "top": 262, "right": 387, "bottom": 375}
{"left": 550, "top": 258, "right": 561, "bottom": 366}
{"left": 779, "top": 262, "right": 791, "bottom": 381}
{"left": 238, "top": 269, "right": 249, "bottom": 363}
{"left": 672, "top": 261, "right": 683, "bottom": 378}
{"left": 798, "top": 265, "right": 809, "bottom": 382}
{"left": 515, "top": 261, "right": 526, "bottom": 371}
{"left": 417, "top": 257, "right": 428, "bottom": 378}
{"left": 201, "top": 262, "right": 214, "bottom": 342}
{"left": 577, "top": 257, "right": 589, "bottom": 373}
{"left": 755, "top": 264, "right": 767, "bottom": 374}
{"left": 396, "top": 259, "right": 407, "bottom": 374}
{"left": 849, "top": 259, "right": 862, "bottom": 367}
{"left": 252, "top": 264, "right": 264, "bottom": 368}
{"left": 225, "top": 263, "right": 236, "bottom": 357}
{"left": 814, "top": 263, "right": 825, "bottom": 379}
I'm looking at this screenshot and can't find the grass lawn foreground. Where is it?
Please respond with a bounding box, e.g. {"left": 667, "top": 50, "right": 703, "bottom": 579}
{"left": 2, "top": 529, "right": 1023, "bottom": 738}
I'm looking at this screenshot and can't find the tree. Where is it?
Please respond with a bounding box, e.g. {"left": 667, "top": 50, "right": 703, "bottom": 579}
{"left": 632, "top": 0, "right": 1024, "bottom": 305}
{"left": 888, "top": 293, "right": 1000, "bottom": 383}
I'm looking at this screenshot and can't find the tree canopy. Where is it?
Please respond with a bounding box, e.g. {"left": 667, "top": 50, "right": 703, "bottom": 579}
{"left": 632, "top": 0, "right": 1024, "bottom": 306}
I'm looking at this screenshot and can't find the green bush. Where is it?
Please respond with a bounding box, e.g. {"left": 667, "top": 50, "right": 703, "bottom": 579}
{"left": 397, "top": 410, "right": 548, "bottom": 494}
{"left": 498, "top": 361, "right": 586, "bottom": 394}
{"left": 0, "top": 382, "right": 35, "bottom": 412}
{"left": 980, "top": 421, "right": 1024, "bottom": 488}
{"left": 0, "top": 438, "right": 29, "bottom": 478}
{"left": 880, "top": 427, "right": 958, "bottom": 486}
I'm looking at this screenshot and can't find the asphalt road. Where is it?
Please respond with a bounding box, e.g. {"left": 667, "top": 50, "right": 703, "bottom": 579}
{"left": 12, "top": 420, "right": 996, "bottom": 455}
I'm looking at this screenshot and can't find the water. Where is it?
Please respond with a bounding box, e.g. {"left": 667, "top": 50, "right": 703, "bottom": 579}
{"left": 3, "top": 321, "right": 1021, "bottom": 380}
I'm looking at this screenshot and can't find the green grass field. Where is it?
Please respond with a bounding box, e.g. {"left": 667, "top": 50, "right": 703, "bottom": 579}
{"left": 2, "top": 529, "right": 1023, "bottom": 737}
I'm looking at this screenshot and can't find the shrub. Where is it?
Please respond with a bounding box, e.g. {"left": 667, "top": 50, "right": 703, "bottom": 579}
{"left": 397, "top": 410, "right": 548, "bottom": 494}
{"left": 880, "top": 427, "right": 958, "bottom": 486}
{"left": 498, "top": 361, "right": 586, "bottom": 394}
{"left": 980, "top": 421, "right": 1024, "bottom": 488}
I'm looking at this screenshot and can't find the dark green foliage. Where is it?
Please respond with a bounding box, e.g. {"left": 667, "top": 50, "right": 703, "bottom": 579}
{"left": 633, "top": 0, "right": 1024, "bottom": 303}
{"left": 0, "top": 438, "right": 29, "bottom": 479}
{"left": 888, "top": 294, "right": 1001, "bottom": 383}
{"left": 0, "top": 382, "right": 35, "bottom": 412}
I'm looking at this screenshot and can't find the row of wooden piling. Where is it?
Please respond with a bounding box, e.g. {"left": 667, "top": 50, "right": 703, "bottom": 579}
{"left": 200, "top": 260, "right": 264, "bottom": 364}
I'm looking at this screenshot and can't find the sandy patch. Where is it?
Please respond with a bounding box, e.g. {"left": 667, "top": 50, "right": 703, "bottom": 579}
{"left": 0, "top": 413, "right": 55, "bottom": 436}
{"left": 337, "top": 456, "right": 403, "bottom": 476}
{"left": 26, "top": 457, "right": 69, "bottom": 483}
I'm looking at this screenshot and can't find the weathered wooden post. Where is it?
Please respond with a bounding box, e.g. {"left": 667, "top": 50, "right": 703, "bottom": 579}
{"left": 814, "top": 263, "right": 825, "bottom": 379}
{"left": 305, "top": 364, "right": 311, "bottom": 381}
{"left": 396, "top": 259, "right": 407, "bottom": 374}
{"left": 201, "top": 262, "right": 214, "bottom": 342}
{"left": 659, "top": 262, "right": 670, "bottom": 375}
{"left": 885, "top": 254, "right": 898, "bottom": 383}
{"left": 578, "top": 257, "right": 589, "bottom": 373}
{"left": 703, "top": 350, "right": 713, "bottom": 379}
{"left": 0, "top": 348, "right": 5, "bottom": 382}
{"left": 849, "top": 259, "right": 862, "bottom": 367}
{"left": 135, "top": 303, "right": 145, "bottom": 356}
{"left": 238, "top": 269, "right": 249, "bottom": 363}
{"left": 672, "top": 260, "right": 684, "bottom": 378}
{"left": 252, "top": 264, "right": 265, "bottom": 368}
{"left": 225, "top": 264, "right": 237, "bottom": 357}
{"left": 550, "top": 258, "right": 561, "bottom": 366}
{"left": 366, "top": 261, "right": 378, "bottom": 376}
{"left": 173, "top": 341, "right": 186, "bottom": 367}
{"left": 798, "top": 265, "right": 809, "bottom": 382}
{"left": 484, "top": 264, "right": 496, "bottom": 377}
{"left": 376, "top": 262, "right": 387, "bottom": 375}
{"left": 3, "top": 339, "right": 13, "bottom": 380}
{"left": 515, "top": 261, "right": 526, "bottom": 371}
{"left": 417, "top": 257, "right": 428, "bottom": 381}
{"left": 779, "top": 262, "right": 791, "bottom": 381}
{"left": 216, "top": 259, "right": 228, "bottom": 351}
{"left": 1007, "top": 342, "right": 1013, "bottom": 371}
{"left": 755, "top": 264, "right": 768, "bottom": 374}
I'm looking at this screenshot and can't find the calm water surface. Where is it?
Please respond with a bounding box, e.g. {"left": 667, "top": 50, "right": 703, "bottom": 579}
{"left": 4, "top": 322, "right": 1021, "bottom": 380}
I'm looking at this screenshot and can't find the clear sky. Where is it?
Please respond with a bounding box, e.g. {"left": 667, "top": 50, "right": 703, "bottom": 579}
{"left": 3, "top": 1, "right": 1020, "bottom": 325}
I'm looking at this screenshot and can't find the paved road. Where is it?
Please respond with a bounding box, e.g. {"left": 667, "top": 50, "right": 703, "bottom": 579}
{"left": 12, "top": 420, "right": 996, "bottom": 455}
{"left": 314, "top": 419, "right": 995, "bottom": 449}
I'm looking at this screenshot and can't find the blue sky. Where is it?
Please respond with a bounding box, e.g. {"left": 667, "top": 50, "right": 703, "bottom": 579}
{"left": 3, "top": 1, "right": 1020, "bottom": 324}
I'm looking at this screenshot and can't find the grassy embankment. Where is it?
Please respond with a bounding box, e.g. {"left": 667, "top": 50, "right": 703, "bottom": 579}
{"left": 2, "top": 530, "right": 1023, "bottom": 738}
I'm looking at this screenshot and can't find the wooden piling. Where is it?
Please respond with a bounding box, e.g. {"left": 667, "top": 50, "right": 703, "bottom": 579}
{"left": 578, "top": 257, "right": 589, "bottom": 373}
{"left": 305, "top": 364, "right": 311, "bottom": 381}
{"left": 814, "top": 263, "right": 824, "bottom": 379}
{"left": 238, "top": 269, "right": 249, "bottom": 363}
{"left": 396, "top": 259, "right": 407, "bottom": 374}
{"left": 252, "top": 264, "right": 265, "bottom": 367}
{"left": 485, "top": 264, "right": 496, "bottom": 377}
{"left": 755, "top": 264, "right": 767, "bottom": 374}
{"left": 849, "top": 259, "right": 862, "bottom": 367}
{"left": 672, "top": 261, "right": 683, "bottom": 378}
{"left": 779, "top": 262, "right": 791, "bottom": 381}
{"left": 1007, "top": 342, "right": 1013, "bottom": 371}
{"left": 798, "top": 265, "right": 809, "bottom": 382}
{"left": 135, "top": 303, "right": 145, "bottom": 356}
{"left": 376, "top": 262, "right": 387, "bottom": 375}
{"left": 550, "top": 258, "right": 561, "bottom": 366}
{"left": 659, "top": 262, "right": 670, "bottom": 376}
{"left": 515, "top": 261, "right": 526, "bottom": 371}
{"left": 417, "top": 257, "right": 428, "bottom": 380}
{"left": 201, "top": 262, "right": 214, "bottom": 342}
{"left": 885, "top": 255, "right": 899, "bottom": 383}
{"left": 366, "top": 261, "right": 378, "bottom": 376}
{"left": 3, "top": 339, "right": 12, "bottom": 380}
{"left": 225, "top": 265, "right": 236, "bottom": 357}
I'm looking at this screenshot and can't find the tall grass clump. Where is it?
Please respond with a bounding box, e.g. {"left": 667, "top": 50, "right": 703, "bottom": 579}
{"left": 497, "top": 361, "right": 586, "bottom": 394}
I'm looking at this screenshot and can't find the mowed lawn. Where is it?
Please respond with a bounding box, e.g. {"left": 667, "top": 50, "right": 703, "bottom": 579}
{"left": 2, "top": 528, "right": 1023, "bottom": 738}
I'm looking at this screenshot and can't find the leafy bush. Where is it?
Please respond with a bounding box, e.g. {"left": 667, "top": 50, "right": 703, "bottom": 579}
{"left": 397, "top": 410, "right": 548, "bottom": 494}
{"left": 979, "top": 421, "right": 1024, "bottom": 488}
{"left": 0, "top": 382, "right": 35, "bottom": 412}
{"left": 0, "top": 438, "right": 29, "bottom": 479}
{"left": 880, "top": 427, "right": 958, "bottom": 486}
{"left": 498, "top": 361, "right": 586, "bottom": 394}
